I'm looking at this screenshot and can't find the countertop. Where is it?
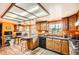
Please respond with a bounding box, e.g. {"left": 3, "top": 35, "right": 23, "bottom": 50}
{"left": 46, "top": 36, "right": 70, "bottom": 40}
{"left": 39, "top": 35, "right": 79, "bottom": 54}
{"left": 46, "top": 36, "right": 79, "bottom": 50}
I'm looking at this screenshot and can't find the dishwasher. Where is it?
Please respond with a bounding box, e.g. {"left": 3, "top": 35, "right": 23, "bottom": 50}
{"left": 39, "top": 36, "right": 46, "bottom": 49}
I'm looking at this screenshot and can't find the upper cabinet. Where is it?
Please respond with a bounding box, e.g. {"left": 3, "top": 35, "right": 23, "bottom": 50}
{"left": 77, "top": 11, "right": 79, "bottom": 30}
{"left": 62, "top": 18, "right": 68, "bottom": 31}
{"left": 36, "top": 21, "right": 48, "bottom": 31}
{"left": 69, "top": 14, "right": 77, "bottom": 31}
{"left": 41, "top": 21, "right": 48, "bottom": 31}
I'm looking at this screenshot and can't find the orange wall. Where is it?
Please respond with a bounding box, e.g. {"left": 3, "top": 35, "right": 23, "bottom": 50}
{"left": 2, "top": 22, "right": 14, "bottom": 32}
{"left": 2, "top": 22, "right": 15, "bottom": 47}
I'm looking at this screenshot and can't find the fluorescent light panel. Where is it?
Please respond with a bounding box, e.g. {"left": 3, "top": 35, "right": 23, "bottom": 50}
{"left": 3, "top": 16, "right": 22, "bottom": 21}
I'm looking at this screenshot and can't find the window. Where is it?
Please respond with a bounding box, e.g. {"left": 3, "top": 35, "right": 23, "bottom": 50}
{"left": 49, "top": 22, "right": 62, "bottom": 34}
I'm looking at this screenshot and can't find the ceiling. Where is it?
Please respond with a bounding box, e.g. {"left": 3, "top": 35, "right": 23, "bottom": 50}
{"left": 1, "top": 3, "right": 79, "bottom": 22}
{"left": 2, "top": 3, "right": 49, "bottom": 22}
{"left": 0, "top": 3, "right": 11, "bottom": 17}
{"left": 37, "top": 3, "right": 79, "bottom": 21}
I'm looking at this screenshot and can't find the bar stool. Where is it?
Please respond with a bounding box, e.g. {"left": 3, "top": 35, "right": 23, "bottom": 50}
{"left": 20, "top": 40, "right": 28, "bottom": 53}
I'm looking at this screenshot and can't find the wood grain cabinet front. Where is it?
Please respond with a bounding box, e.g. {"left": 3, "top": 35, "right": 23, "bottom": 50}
{"left": 53, "top": 39, "right": 61, "bottom": 53}
{"left": 61, "top": 40, "right": 69, "bottom": 55}
{"left": 46, "top": 38, "right": 53, "bottom": 50}
{"left": 69, "top": 14, "right": 77, "bottom": 30}
{"left": 33, "top": 37, "right": 39, "bottom": 49}
{"left": 46, "top": 38, "right": 69, "bottom": 55}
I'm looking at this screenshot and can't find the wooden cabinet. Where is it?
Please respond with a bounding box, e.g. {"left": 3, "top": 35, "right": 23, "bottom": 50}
{"left": 46, "top": 38, "right": 53, "bottom": 50}
{"left": 33, "top": 37, "right": 39, "bottom": 49}
{"left": 61, "top": 40, "right": 69, "bottom": 55}
{"left": 46, "top": 38, "right": 69, "bottom": 55}
{"left": 36, "top": 21, "right": 48, "bottom": 35}
{"left": 62, "top": 18, "right": 68, "bottom": 31}
{"left": 53, "top": 39, "right": 61, "bottom": 53}
{"left": 41, "top": 22, "right": 48, "bottom": 31}
{"left": 77, "top": 11, "right": 79, "bottom": 30}
{"left": 69, "top": 14, "right": 77, "bottom": 30}
{"left": 36, "top": 22, "right": 41, "bottom": 31}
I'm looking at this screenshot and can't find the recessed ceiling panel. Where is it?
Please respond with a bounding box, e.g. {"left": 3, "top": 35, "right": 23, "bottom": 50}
{"left": 15, "top": 3, "right": 48, "bottom": 17}
{"left": 3, "top": 12, "right": 29, "bottom": 20}
{"left": 15, "top": 3, "right": 38, "bottom": 12}
{"left": 8, "top": 5, "right": 35, "bottom": 19}
{"left": 9, "top": 6, "right": 28, "bottom": 16}
{"left": 3, "top": 16, "right": 22, "bottom": 22}
{"left": 2, "top": 3, "right": 49, "bottom": 21}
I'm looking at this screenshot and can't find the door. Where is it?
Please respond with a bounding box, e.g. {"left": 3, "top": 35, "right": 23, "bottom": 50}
{"left": 53, "top": 39, "right": 61, "bottom": 52}
{"left": 46, "top": 38, "right": 53, "bottom": 50}
{"left": 61, "top": 40, "right": 69, "bottom": 55}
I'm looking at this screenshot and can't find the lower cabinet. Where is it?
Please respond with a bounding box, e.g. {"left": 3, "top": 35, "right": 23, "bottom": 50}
{"left": 46, "top": 38, "right": 53, "bottom": 50}
{"left": 61, "top": 40, "right": 69, "bottom": 55}
{"left": 33, "top": 37, "right": 39, "bottom": 49}
{"left": 53, "top": 39, "right": 61, "bottom": 53}
{"left": 46, "top": 38, "right": 69, "bottom": 55}
{"left": 27, "top": 37, "right": 39, "bottom": 50}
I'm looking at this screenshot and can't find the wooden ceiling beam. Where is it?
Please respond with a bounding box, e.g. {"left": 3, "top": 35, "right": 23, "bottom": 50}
{"left": 37, "top": 3, "right": 50, "bottom": 15}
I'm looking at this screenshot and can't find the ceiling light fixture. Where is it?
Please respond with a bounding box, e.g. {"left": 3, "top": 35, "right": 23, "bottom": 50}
{"left": 29, "top": 6, "right": 39, "bottom": 12}
{"left": 29, "top": 16, "right": 36, "bottom": 19}
{"left": 36, "top": 12, "right": 47, "bottom": 16}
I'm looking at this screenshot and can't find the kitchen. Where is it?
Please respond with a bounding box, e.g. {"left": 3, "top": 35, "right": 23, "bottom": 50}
{"left": 0, "top": 3, "right": 79, "bottom": 55}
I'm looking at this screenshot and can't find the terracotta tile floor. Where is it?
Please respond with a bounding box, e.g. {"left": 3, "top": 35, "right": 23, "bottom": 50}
{"left": 0, "top": 45, "right": 59, "bottom": 55}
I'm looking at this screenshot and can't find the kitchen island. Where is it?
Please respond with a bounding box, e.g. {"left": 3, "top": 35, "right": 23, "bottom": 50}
{"left": 15, "top": 36, "right": 39, "bottom": 50}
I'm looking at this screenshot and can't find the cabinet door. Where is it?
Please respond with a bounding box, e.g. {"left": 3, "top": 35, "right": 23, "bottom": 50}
{"left": 46, "top": 38, "right": 53, "bottom": 50}
{"left": 61, "top": 40, "right": 69, "bottom": 55}
{"left": 69, "top": 14, "right": 77, "bottom": 30}
{"left": 62, "top": 18, "right": 68, "bottom": 30}
{"left": 53, "top": 39, "right": 61, "bottom": 52}
{"left": 36, "top": 23, "right": 41, "bottom": 31}
{"left": 33, "top": 38, "right": 39, "bottom": 49}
